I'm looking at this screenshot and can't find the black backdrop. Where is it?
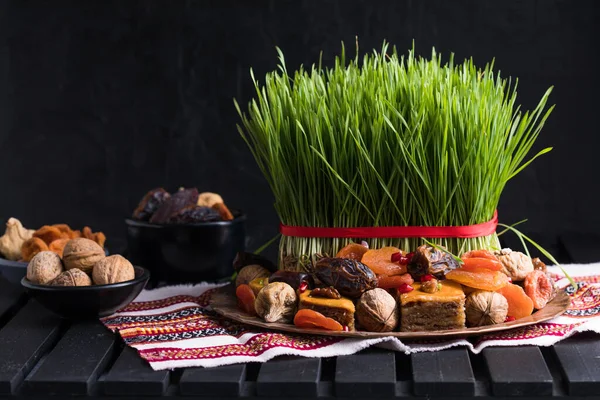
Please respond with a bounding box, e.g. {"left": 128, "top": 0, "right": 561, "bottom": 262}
{"left": 0, "top": 0, "right": 598, "bottom": 259}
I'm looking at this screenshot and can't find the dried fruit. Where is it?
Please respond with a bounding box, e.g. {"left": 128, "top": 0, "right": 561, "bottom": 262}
{"left": 523, "top": 270, "right": 554, "bottom": 309}
{"left": 52, "top": 224, "right": 80, "bottom": 239}
{"left": 249, "top": 277, "right": 269, "bottom": 296}
{"left": 169, "top": 206, "right": 222, "bottom": 223}
{"left": 376, "top": 273, "right": 414, "bottom": 289}
{"left": 82, "top": 227, "right": 107, "bottom": 248}
{"left": 494, "top": 248, "right": 534, "bottom": 282}
{"left": 336, "top": 243, "right": 369, "bottom": 261}
{"left": 465, "top": 290, "right": 509, "bottom": 327}
{"left": 293, "top": 309, "right": 344, "bottom": 331}
{"left": 407, "top": 244, "right": 460, "bottom": 280}
{"left": 460, "top": 257, "right": 503, "bottom": 272}
{"left": 49, "top": 238, "right": 70, "bottom": 258}
{"left": 26, "top": 251, "right": 64, "bottom": 284}
{"left": 0, "top": 218, "right": 34, "bottom": 260}
{"left": 314, "top": 258, "right": 378, "bottom": 298}
{"left": 233, "top": 251, "right": 277, "bottom": 272}
{"left": 311, "top": 286, "right": 341, "bottom": 299}
{"left": 62, "top": 238, "right": 106, "bottom": 274}
{"left": 21, "top": 237, "right": 49, "bottom": 262}
{"left": 361, "top": 247, "right": 407, "bottom": 276}
{"left": 236, "top": 284, "right": 257, "bottom": 316}
{"left": 92, "top": 255, "right": 135, "bottom": 285}
{"left": 212, "top": 202, "right": 234, "bottom": 221}
{"left": 461, "top": 249, "right": 498, "bottom": 261}
{"left": 254, "top": 282, "right": 297, "bottom": 323}
{"left": 33, "top": 226, "right": 70, "bottom": 245}
{"left": 51, "top": 268, "right": 92, "bottom": 286}
{"left": 532, "top": 258, "right": 547, "bottom": 272}
{"left": 356, "top": 288, "right": 398, "bottom": 332}
{"left": 235, "top": 264, "right": 271, "bottom": 287}
{"left": 445, "top": 268, "right": 509, "bottom": 291}
{"left": 269, "top": 270, "right": 314, "bottom": 291}
{"left": 133, "top": 188, "right": 171, "bottom": 221}
{"left": 150, "top": 188, "right": 199, "bottom": 224}
{"left": 497, "top": 283, "right": 534, "bottom": 319}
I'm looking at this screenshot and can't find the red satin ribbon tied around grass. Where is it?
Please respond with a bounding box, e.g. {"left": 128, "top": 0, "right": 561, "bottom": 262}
{"left": 280, "top": 210, "right": 499, "bottom": 239}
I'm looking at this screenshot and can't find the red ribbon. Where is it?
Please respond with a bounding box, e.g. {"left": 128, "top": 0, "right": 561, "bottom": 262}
{"left": 280, "top": 210, "right": 498, "bottom": 239}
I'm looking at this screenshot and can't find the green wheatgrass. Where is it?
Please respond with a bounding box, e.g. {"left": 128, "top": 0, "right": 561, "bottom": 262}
{"left": 235, "top": 42, "right": 554, "bottom": 272}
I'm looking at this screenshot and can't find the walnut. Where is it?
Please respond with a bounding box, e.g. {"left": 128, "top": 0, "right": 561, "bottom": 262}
{"left": 532, "top": 258, "right": 546, "bottom": 272}
{"left": 235, "top": 264, "right": 270, "bottom": 287}
{"left": 92, "top": 255, "right": 135, "bottom": 285}
{"left": 0, "top": 218, "right": 35, "bottom": 260}
{"left": 356, "top": 288, "right": 398, "bottom": 332}
{"left": 62, "top": 238, "right": 105, "bottom": 274}
{"left": 421, "top": 278, "right": 440, "bottom": 293}
{"left": 494, "top": 248, "right": 534, "bottom": 282}
{"left": 465, "top": 290, "right": 508, "bottom": 327}
{"left": 51, "top": 268, "right": 92, "bottom": 286}
{"left": 310, "top": 286, "right": 341, "bottom": 299}
{"left": 26, "top": 251, "right": 64, "bottom": 284}
{"left": 254, "top": 282, "right": 297, "bottom": 323}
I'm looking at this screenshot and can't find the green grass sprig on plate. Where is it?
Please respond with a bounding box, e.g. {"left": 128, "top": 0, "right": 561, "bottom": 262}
{"left": 235, "top": 42, "right": 554, "bottom": 271}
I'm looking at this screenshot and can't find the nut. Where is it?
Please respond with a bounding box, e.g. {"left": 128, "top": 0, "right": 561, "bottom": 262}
{"left": 465, "top": 290, "right": 508, "bottom": 327}
{"left": 494, "top": 248, "right": 534, "bottom": 282}
{"left": 356, "top": 288, "right": 398, "bottom": 332}
{"left": 51, "top": 268, "right": 92, "bottom": 286}
{"left": 92, "top": 254, "right": 135, "bottom": 285}
{"left": 26, "top": 251, "right": 64, "bottom": 284}
{"left": 310, "top": 286, "right": 341, "bottom": 299}
{"left": 62, "top": 238, "right": 105, "bottom": 274}
{"left": 532, "top": 257, "right": 546, "bottom": 272}
{"left": 254, "top": 282, "right": 297, "bottom": 323}
{"left": 0, "top": 217, "right": 34, "bottom": 261}
{"left": 235, "top": 264, "right": 270, "bottom": 287}
{"left": 421, "top": 278, "right": 440, "bottom": 293}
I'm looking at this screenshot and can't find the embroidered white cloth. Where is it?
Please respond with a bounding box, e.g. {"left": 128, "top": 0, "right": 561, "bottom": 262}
{"left": 101, "top": 263, "right": 600, "bottom": 370}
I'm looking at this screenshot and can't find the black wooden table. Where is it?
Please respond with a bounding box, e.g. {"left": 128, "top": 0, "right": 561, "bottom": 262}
{"left": 1, "top": 234, "right": 599, "bottom": 399}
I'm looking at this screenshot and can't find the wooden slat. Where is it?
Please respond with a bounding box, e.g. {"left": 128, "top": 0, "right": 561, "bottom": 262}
{"left": 0, "top": 301, "right": 61, "bottom": 395}
{"left": 179, "top": 364, "right": 246, "bottom": 397}
{"left": 256, "top": 356, "right": 321, "bottom": 397}
{"left": 553, "top": 336, "right": 600, "bottom": 395}
{"left": 23, "top": 321, "right": 115, "bottom": 396}
{"left": 335, "top": 349, "right": 396, "bottom": 397}
{"left": 483, "top": 347, "right": 553, "bottom": 396}
{"left": 0, "top": 275, "right": 23, "bottom": 321}
{"left": 560, "top": 233, "right": 600, "bottom": 264}
{"left": 412, "top": 348, "right": 475, "bottom": 396}
{"left": 99, "top": 346, "right": 169, "bottom": 396}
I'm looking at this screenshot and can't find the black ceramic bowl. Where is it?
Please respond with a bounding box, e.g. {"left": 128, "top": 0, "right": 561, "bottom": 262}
{"left": 21, "top": 266, "right": 149, "bottom": 319}
{"left": 125, "top": 213, "right": 246, "bottom": 284}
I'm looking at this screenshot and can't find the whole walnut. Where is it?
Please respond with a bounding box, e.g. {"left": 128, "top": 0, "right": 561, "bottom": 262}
{"left": 494, "top": 248, "right": 534, "bottom": 282}
{"left": 27, "top": 251, "right": 64, "bottom": 284}
{"left": 254, "top": 282, "right": 297, "bottom": 323}
{"left": 235, "top": 264, "right": 270, "bottom": 287}
{"left": 62, "top": 238, "right": 105, "bottom": 274}
{"left": 51, "top": 268, "right": 92, "bottom": 286}
{"left": 92, "top": 255, "right": 135, "bottom": 285}
{"left": 356, "top": 288, "right": 399, "bottom": 332}
{"left": 465, "top": 290, "right": 508, "bottom": 327}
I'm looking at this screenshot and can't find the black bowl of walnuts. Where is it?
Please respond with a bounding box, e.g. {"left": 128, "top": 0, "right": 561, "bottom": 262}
{"left": 125, "top": 188, "right": 246, "bottom": 284}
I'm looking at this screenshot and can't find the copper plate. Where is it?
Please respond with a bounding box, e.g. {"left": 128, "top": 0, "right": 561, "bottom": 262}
{"left": 210, "top": 284, "right": 570, "bottom": 339}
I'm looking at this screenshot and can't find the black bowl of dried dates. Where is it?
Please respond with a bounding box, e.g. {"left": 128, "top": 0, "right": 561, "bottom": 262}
{"left": 125, "top": 188, "right": 246, "bottom": 284}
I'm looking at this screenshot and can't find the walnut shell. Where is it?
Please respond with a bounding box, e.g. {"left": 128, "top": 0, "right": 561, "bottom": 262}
{"left": 465, "top": 290, "right": 508, "bottom": 327}
{"left": 26, "top": 251, "right": 64, "bottom": 284}
{"left": 62, "top": 238, "right": 105, "bottom": 274}
{"left": 254, "top": 282, "right": 297, "bottom": 323}
{"left": 92, "top": 255, "right": 135, "bottom": 285}
{"left": 235, "top": 264, "right": 270, "bottom": 287}
{"left": 494, "top": 248, "right": 534, "bottom": 282}
{"left": 51, "top": 268, "right": 92, "bottom": 286}
{"left": 356, "top": 288, "right": 399, "bottom": 332}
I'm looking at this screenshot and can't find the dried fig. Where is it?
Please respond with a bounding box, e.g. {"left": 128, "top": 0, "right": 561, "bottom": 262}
{"left": 0, "top": 218, "right": 34, "bottom": 260}
{"left": 254, "top": 282, "right": 297, "bottom": 323}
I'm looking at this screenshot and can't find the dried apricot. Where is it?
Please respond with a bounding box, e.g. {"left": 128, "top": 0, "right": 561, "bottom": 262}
{"left": 460, "top": 257, "right": 503, "bottom": 272}
{"left": 293, "top": 309, "right": 344, "bottom": 331}
{"left": 523, "top": 270, "right": 553, "bottom": 309}
{"left": 376, "top": 273, "right": 414, "bottom": 289}
{"left": 49, "top": 238, "right": 70, "bottom": 258}
{"left": 33, "top": 226, "right": 69, "bottom": 245}
{"left": 21, "top": 237, "right": 49, "bottom": 262}
{"left": 461, "top": 249, "right": 498, "bottom": 261}
{"left": 446, "top": 269, "right": 509, "bottom": 291}
{"left": 497, "top": 283, "right": 534, "bottom": 319}
{"left": 361, "top": 247, "right": 407, "bottom": 276}
{"left": 336, "top": 243, "right": 369, "bottom": 261}
{"left": 235, "top": 284, "right": 257, "bottom": 316}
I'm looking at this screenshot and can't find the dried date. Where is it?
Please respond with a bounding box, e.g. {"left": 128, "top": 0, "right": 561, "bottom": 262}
{"left": 167, "top": 206, "right": 222, "bottom": 223}
{"left": 407, "top": 244, "right": 460, "bottom": 280}
{"left": 132, "top": 188, "right": 171, "bottom": 221}
{"left": 149, "top": 188, "right": 199, "bottom": 224}
{"left": 314, "top": 257, "right": 378, "bottom": 298}
{"left": 269, "top": 270, "right": 314, "bottom": 290}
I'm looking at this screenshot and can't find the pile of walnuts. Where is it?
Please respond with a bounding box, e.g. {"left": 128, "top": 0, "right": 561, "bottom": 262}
{"left": 26, "top": 238, "right": 134, "bottom": 287}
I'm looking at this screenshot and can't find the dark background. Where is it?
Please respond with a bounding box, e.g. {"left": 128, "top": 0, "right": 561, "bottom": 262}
{"left": 0, "top": 0, "right": 598, "bottom": 260}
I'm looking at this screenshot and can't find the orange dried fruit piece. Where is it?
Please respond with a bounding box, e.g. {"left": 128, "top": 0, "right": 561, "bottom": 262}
{"left": 82, "top": 227, "right": 106, "bottom": 248}
{"left": 21, "top": 237, "right": 49, "bottom": 262}
{"left": 446, "top": 268, "right": 509, "bottom": 291}
{"left": 33, "top": 225, "right": 69, "bottom": 245}
{"left": 497, "top": 283, "right": 534, "bottom": 319}
{"left": 336, "top": 243, "right": 369, "bottom": 261}
{"left": 293, "top": 309, "right": 344, "bottom": 331}
{"left": 376, "top": 273, "right": 414, "bottom": 289}
{"left": 361, "top": 247, "right": 407, "bottom": 276}
{"left": 460, "top": 257, "right": 503, "bottom": 272}
{"left": 235, "top": 284, "right": 257, "bottom": 316}
{"left": 461, "top": 249, "right": 498, "bottom": 261}
{"left": 49, "top": 238, "right": 70, "bottom": 258}
{"left": 523, "top": 270, "right": 554, "bottom": 309}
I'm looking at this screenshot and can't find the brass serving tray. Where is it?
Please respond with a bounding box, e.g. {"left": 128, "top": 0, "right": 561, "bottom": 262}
{"left": 210, "top": 284, "right": 570, "bottom": 339}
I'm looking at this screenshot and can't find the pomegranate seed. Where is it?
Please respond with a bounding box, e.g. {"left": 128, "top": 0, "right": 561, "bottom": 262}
{"left": 360, "top": 240, "right": 369, "bottom": 248}
{"left": 505, "top": 316, "right": 516, "bottom": 322}
{"left": 507, "top": 277, "right": 512, "bottom": 283}
{"left": 398, "top": 283, "right": 414, "bottom": 293}
{"left": 421, "top": 274, "right": 434, "bottom": 282}
{"left": 298, "top": 281, "right": 308, "bottom": 293}
{"left": 391, "top": 252, "right": 402, "bottom": 262}
{"left": 406, "top": 252, "right": 415, "bottom": 261}
{"left": 343, "top": 325, "right": 349, "bottom": 332}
